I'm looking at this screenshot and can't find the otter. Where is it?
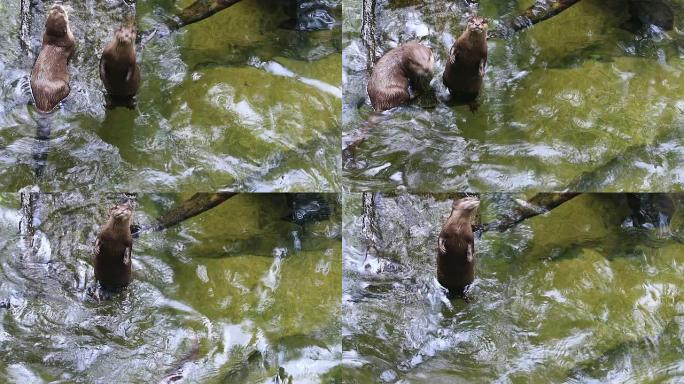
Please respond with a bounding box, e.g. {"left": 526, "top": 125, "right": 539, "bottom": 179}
{"left": 343, "top": 42, "right": 433, "bottom": 163}
{"left": 100, "top": 24, "right": 140, "bottom": 108}
{"left": 437, "top": 196, "right": 480, "bottom": 298}
{"left": 443, "top": 16, "right": 488, "bottom": 109}
{"left": 30, "top": 4, "right": 76, "bottom": 113}
{"left": 367, "top": 41, "right": 434, "bottom": 112}
{"left": 94, "top": 203, "right": 134, "bottom": 291}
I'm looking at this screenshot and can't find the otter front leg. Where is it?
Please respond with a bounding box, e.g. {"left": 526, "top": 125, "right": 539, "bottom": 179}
{"left": 100, "top": 58, "right": 110, "bottom": 90}
{"left": 438, "top": 235, "right": 447, "bottom": 254}
{"left": 126, "top": 66, "right": 134, "bottom": 83}
{"left": 123, "top": 246, "right": 132, "bottom": 265}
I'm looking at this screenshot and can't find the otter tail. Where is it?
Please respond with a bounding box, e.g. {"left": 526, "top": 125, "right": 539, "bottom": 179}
{"left": 31, "top": 79, "right": 69, "bottom": 112}
{"left": 342, "top": 112, "right": 383, "bottom": 167}
{"left": 32, "top": 112, "right": 53, "bottom": 178}
{"left": 159, "top": 338, "right": 201, "bottom": 384}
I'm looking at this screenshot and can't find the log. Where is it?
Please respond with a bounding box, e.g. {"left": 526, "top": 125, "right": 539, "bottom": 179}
{"left": 510, "top": 0, "right": 582, "bottom": 32}
{"left": 166, "top": 0, "right": 243, "bottom": 30}
{"left": 132, "top": 192, "right": 237, "bottom": 236}
{"left": 153, "top": 192, "right": 237, "bottom": 231}
{"left": 480, "top": 193, "right": 580, "bottom": 233}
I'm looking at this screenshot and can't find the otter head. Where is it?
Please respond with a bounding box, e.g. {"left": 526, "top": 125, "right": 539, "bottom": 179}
{"left": 451, "top": 196, "right": 480, "bottom": 217}
{"left": 405, "top": 43, "right": 434, "bottom": 78}
{"left": 45, "top": 4, "right": 69, "bottom": 37}
{"left": 465, "top": 16, "right": 488, "bottom": 39}
{"left": 115, "top": 25, "right": 137, "bottom": 47}
{"left": 109, "top": 203, "right": 133, "bottom": 224}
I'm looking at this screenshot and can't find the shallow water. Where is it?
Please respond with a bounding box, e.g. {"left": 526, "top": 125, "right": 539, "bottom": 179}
{"left": 0, "top": 193, "right": 341, "bottom": 383}
{"left": 343, "top": 193, "right": 684, "bottom": 382}
{"left": 342, "top": 0, "right": 684, "bottom": 192}
{"left": 0, "top": 0, "right": 341, "bottom": 192}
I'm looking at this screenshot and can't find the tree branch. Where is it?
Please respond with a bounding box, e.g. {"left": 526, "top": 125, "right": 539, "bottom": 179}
{"left": 480, "top": 193, "right": 580, "bottom": 233}
{"left": 132, "top": 192, "right": 237, "bottom": 236}
{"left": 166, "top": 0, "right": 243, "bottom": 30}
{"left": 510, "top": 0, "right": 582, "bottom": 32}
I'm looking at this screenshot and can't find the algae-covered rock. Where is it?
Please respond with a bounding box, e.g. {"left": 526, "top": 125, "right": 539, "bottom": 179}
{"left": 524, "top": 194, "right": 631, "bottom": 257}
{"left": 510, "top": 56, "right": 682, "bottom": 163}
{"left": 165, "top": 63, "right": 340, "bottom": 188}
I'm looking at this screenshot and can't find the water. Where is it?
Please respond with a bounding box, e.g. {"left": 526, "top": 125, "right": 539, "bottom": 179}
{"left": 0, "top": 193, "right": 341, "bottom": 383}
{"left": 342, "top": 192, "right": 684, "bottom": 382}
{"left": 0, "top": 0, "right": 341, "bottom": 192}
{"left": 342, "top": 0, "right": 684, "bottom": 192}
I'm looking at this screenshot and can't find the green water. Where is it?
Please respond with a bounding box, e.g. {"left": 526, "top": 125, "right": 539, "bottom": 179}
{"left": 342, "top": 0, "right": 684, "bottom": 192}
{"left": 0, "top": 0, "right": 341, "bottom": 192}
{"left": 0, "top": 193, "right": 341, "bottom": 383}
{"left": 343, "top": 193, "right": 684, "bottom": 382}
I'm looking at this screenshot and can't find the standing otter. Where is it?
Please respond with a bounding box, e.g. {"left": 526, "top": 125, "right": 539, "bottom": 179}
{"left": 443, "top": 16, "right": 488, "bottom": 108}
{"left": 94, "top": 203, "right": 134, "bottom": 291}
{"left": 367, "top": 42, "right": 434, "bottom": 112}
{"left": 100, "top": 24, "right": 140, "bottom": 108}
{"left": 437, "top": 197, "right": 480, "bottom": 298}
{"left": 30, "top": 4, "right": 76, "bottom": 112}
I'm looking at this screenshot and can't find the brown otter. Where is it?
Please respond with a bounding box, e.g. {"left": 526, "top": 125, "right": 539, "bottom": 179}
{"left": 342, "top": 42, "right": 433, "bottom": 163}
{"left": 443, "top": 16, "right": 488, "bottom": 108}
{"left": 100, "top": 24, "right": 140, "bottom": 108}
{"left": 437, "top": 196, "right": 480, "bottom": 298}
{"left": 30, "top": 4, "right": 76, "bottom": 113}
{"left": 367, "top": 41, "right": 434, "bottom": 112}
{"left": 94, "top": 203, "right": 134, "bottom": 291}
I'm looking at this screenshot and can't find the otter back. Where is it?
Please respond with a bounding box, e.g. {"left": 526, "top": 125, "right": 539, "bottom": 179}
{"left": 30, "top": 9, "right": 75, "bottom": 112}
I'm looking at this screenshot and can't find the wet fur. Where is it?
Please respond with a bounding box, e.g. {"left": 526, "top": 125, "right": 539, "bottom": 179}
{"left": 443, "top": 17, "right": 488, "bottom": 102}
{"left": 94, "top": 204, "right": 134, "bottom": 290}
{"left": 30, "top": 5, "right": 75, "bottom": 112}
{"left": 437, "top": 197, "right": 479, "bottom": 298}
{"left": 367, "top": 41, "right": 434, "bottom": 112}
{"left": 100, "top": 25, "right": 140, "bottom": 103}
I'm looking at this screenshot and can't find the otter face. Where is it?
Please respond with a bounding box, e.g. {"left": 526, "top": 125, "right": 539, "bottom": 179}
{"left": 46, "top": 4, "right": 69, "bottom": 37}
{"left": 110, "top": 203, "right": 133, "bottom": 222}
{"left": 406, "top": 45, "right": 434, "bottom": 78}
{"left": 452, "top": 197, "right": 480, "bottom": 213}
{"left": 115, "top": 25, "right": 137, "bottom": 46}
{"left": 466, "top": 16, "right": 488, "bottom": 36}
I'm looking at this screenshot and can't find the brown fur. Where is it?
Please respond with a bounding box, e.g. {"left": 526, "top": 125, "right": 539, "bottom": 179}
{"left": 443, "top": 17, "right": 488, "bottom": 101}
{"left": 94, "top": 204, "right": 134, "bottom": 290}
{"left": 30, "top": 4, "right": 76, "bottom": 112}
{"left": 100, "top": 25, "right": 140, "bottom": 100}
{"left": 437, "top": 197, "right": 479, "bottom": 297}
{"left": 367, "top": 42, "right": 434, "bottom": 112}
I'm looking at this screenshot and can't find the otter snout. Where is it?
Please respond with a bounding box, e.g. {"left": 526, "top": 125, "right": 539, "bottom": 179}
{"left": 452, "top": 196, "right": 480, "bottom": 212}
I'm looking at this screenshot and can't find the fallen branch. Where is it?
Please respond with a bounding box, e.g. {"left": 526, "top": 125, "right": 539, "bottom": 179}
{"left": 510, "top": 0, "right": 582, "bottom": 32}
{"left": 153, "top": 192, "right": 237, "bottom": 231}
{"left": 166, "top": 0, "right": 243, "bottom": 30}
{"left": 133, "top": 192, "right": 237, "bottom": 236}
{"left": 480, "top": 192, "right": 580, "bottom": 233}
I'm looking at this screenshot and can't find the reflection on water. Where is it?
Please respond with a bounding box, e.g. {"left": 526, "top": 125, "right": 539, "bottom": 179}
{"left": 0, "top": 193, "right": 341, "bottom": 383}
{"left": 0, "top": 0, "right": 341, "bottom": 192}
{"left": 342, "top": 0, "right": 684, "bottom": 192}
{"left": 343, "top": 192, "right": 684, "bottom": 382}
